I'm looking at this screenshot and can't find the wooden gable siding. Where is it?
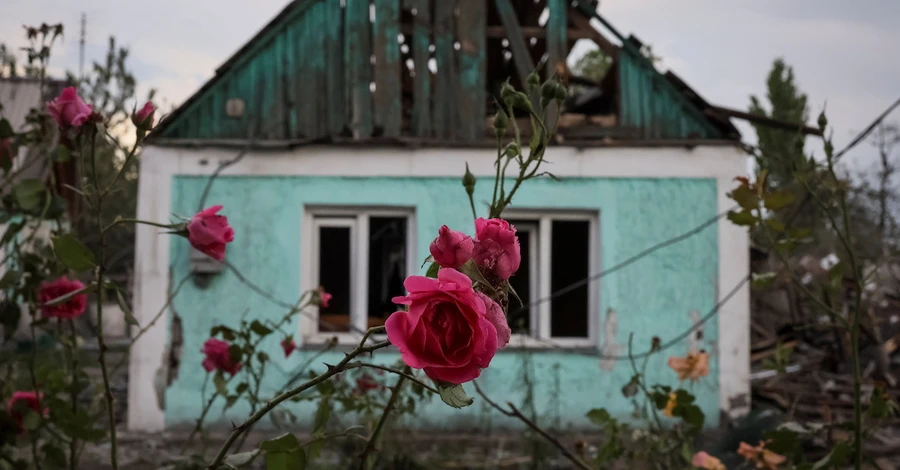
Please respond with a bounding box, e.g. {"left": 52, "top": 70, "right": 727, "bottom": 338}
{"left": 159, "top": 0, "right": 495, "bottom": 142}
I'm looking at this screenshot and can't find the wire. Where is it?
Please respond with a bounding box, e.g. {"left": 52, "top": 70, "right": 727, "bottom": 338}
{"left": 508, "top": 206, "right": 735, "bottom": 318}
{"left": 834, "top": 95, "right": 900, "bottom": 161}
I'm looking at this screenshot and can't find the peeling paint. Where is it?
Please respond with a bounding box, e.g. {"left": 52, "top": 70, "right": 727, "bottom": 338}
{"left": 600, "top": 308, "right": 622, "bottom": 371}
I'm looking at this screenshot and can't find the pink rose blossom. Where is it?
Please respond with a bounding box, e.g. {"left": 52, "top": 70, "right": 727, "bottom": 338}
{"left": 39, "top": 277, "right": 88, "bottom": 319}
{"left": 132, "top": 101, "right": 156, "bottom": 130}
{"left": 478, "top": 292, "right": 510, "bottom": 348}
{"left": 281, "top": 338, "right": 296, "bottom": 358}
{"left": 318, "top": 287, "right": 332, "bottom": 308}
{"left": 386, "top": 269, "right": 499, "bottom": 384}
{"left": 429, "top": 225, "right": 474, "bottom": 269}
{"left": 201, "top": 338, "right": 241, "bottom": 375}
{"left": 46, "top": 87, "right": 93, "bottom": 129}
{"left": 7, "top": 391, "right": 47, "bottom": 433}
{"left": 187, "top": 205, "right": 235, "bottom": 262}
{"left": 472, "top": 218, "right": 521, "bottom": 281}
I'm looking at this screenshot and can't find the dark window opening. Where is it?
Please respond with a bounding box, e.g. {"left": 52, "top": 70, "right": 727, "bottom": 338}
{"left": 550, "top": 220, "right": 590, "bottom": 338}
{"left": 368, "top": 217, "right": 407, "bottom": 326}
{"left": 318, "top": 225, "right": 351, "bottom": 332}
{"left": 507, "top": 220, "right": 535, "bottom": 335}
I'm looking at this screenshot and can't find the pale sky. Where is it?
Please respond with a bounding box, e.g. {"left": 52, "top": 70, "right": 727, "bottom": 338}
{"left": 2, "top": 0, "right": 898, "bottom": 170}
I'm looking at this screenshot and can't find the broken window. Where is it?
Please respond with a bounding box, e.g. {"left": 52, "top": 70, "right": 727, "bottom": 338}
{"left": 305, "top": 209, "right": 413, "bottom": 343}
{"left": 506, "top": 213, "right": 597, "bottom": 346}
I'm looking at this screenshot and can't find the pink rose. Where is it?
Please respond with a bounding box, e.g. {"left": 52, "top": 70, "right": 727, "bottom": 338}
{"left": 132, "top": 101, "right": 156, "bottom": 130}
{"left": 386, "top": 269, "right": 498, "bottom": 384}
{"left": 318, "top": 287, "right": 332, "bottom": 308}
{"left": 472, "top": 218, "right": 521, "bottom": 281}
{"left": 39, "top": 277, "right": 88, "bottom": 319}
{"left": 281, "top": 338, "right": 296, "bottom": 358}
{"left": 187, "top": 205, "right": 235, "bottom": 262}
{"left": 478, "top": 292, "right": 510, "bottom": 348}
{"left": 7, "top": 391, "right": 47, "bottom": 432}
{"left": 201, "top": 338, "right": 241, "bottom": 375}
{"left": 46, "top": 87, "right": 93, "bottom": 129}
{"left": 429, "top": 225, "right": 474, "bottom": 269}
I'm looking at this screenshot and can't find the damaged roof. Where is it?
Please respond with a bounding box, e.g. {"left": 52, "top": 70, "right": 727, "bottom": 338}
{"left": 153, "top": 0, "right": 740, "bottom": 146}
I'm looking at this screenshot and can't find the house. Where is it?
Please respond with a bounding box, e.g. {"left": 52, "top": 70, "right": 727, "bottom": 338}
{"left": 128, "top": 0, "right": 750, "bottom": 431}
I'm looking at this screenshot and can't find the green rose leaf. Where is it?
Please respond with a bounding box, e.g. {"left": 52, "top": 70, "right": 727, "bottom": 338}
{"left": 52, "top": 234, "right": 96, "bottom": 271}
{"left": 425, "top": 262, "right": 440, "bottom": 279}
{"left": 764, "top": 190, "right": 796, "bottom": 211}
{"left": 260, "top": 433, "right": 300, "bottom": 453}
{"left": 223, "top": 450, "right": 259, "bottom": 468}
{"left": 727, "top": 210, "right": 757, "bottom": 227}
{"left": 250, "top": 320, "right": 273, "bottom": 336}
{"left": 0, "top": 118, "right": 13, "bottom": 139}
{"left": 13, "top": 179, "right": 46, "bottom": 211}
{"left": 586, "top": 408, "right": 615, "bottom": 427}
{"left": 438, "top": 383, "right": 474, "bottom": 409}
{"left": 213, "top": 371, "right": 228, "bottom": 396}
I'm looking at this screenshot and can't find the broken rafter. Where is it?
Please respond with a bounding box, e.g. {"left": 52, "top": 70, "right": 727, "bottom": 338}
{"left": 707, "top": 105, "right": 823, "bottom": 137}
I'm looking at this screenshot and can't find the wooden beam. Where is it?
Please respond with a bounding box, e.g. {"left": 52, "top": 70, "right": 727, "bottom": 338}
{"left": 374, "top": 0, "right": 402, "bottom": 137}
{"left": 411, "top": 0, "right": 431, "bottom": 137}
{"left": 433, "top": 0, "right": 456, "bottom": 139}
{"left": 567, "top": 7, "right": 618, "bottom": 57}
{"left": 325, "top": 0, "right": 344, "bottom": 136}
{"left": 493, "top": 0, "right": 536, "bottom": 88}
{"left": 345, "top": 0, "right": 373, "bottom": 138}
{"left": 707, "top": 105, "right": 823, "bottom": 137}
{"left": 457, "top": 0, "right": 487, "bottom": 141}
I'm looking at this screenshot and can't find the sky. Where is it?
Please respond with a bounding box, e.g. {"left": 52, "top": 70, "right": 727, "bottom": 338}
{"left": 1, "top": 0, "right": 898, "bottom": 171}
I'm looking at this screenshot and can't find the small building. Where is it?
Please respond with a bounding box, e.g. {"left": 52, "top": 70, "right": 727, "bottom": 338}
{"left": 128, "top": 0, "right": 750, "bottom": 431}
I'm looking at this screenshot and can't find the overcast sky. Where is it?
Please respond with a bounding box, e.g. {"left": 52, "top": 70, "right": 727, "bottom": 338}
{"left": 2, "top": 0, "right": 898, "bottom": 170}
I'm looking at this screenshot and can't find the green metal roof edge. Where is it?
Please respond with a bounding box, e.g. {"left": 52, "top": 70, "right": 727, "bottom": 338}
{"left": 152, "top": 0, "right": 321, "bottom": 139}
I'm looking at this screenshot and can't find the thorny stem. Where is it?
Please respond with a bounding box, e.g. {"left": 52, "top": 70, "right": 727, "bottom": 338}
{"left": 234, "top": 361, "right": 266, "bottom": 453}
{"left": 27, "top": 321, "right": 43, "bottom": 470}
{"left": 627, "top": 334, "right": 664, "bottom": 432}
{"left": 472, "top": 381, "right": 591, "bottom": 470}
{"left": 206, "top": 332, "right": 391, "bottom": 469}
{"left": 826, "top": 151, "right": 864, "bottom": 470}
{"left": 68, "top": 319, "right": 80, "bottom": 470}
{"left": 181, "top": 374, "right": 218, "bottom": 454}
{"left": 90, "top": 130, "right": 120, "bottom": 470}
{"left": 357, "top": 369, "right": 408, "bottom": 469}
{"left": 104, "top": 218, "right": 174, "bottom": 233}
{"left": 353, "top": 363, "right": 438, "bottom": 394}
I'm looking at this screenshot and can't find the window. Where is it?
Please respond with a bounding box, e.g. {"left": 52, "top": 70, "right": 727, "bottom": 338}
{"left": 302, "top": 207, "right": 415, "bottom": 343}
{"left": 506, "top": 212, "right": 598, "bottom": 347}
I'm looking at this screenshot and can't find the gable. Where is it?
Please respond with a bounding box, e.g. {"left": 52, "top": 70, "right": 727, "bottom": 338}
{"left": 154, "top": 0, "right": 736, "bottom": 144}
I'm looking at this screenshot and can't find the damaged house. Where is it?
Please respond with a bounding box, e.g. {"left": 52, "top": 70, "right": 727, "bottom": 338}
{"left": 128, "top": 0, "right": 751, "bottom": 431}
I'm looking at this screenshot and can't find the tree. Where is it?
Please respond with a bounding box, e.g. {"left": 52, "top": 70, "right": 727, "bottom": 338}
{"left": 571, "top": 49, "right": 612, "bottom": 82}
{"left": 70, "top": 36, "right": 155, "bottom": 283}
{"left": 749, "top": 59, "right": 810, "bottom": 187}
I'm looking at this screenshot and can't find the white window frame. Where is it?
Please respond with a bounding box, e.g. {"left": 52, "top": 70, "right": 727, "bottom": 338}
{"left": 300, "top": 206, "right": 416, "bottom": 345}
{"left": 505, "top": 210, "right": 599, "bottom": 348}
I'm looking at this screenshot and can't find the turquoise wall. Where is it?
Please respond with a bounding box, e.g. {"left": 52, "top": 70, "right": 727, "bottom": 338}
{"left": 164, "top": 175, "right": 720, "bottom": 429}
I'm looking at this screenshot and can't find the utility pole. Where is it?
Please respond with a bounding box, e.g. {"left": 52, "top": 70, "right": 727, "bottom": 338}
{"left": 78, "top": 13, "right": 86, "bottom": 82}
